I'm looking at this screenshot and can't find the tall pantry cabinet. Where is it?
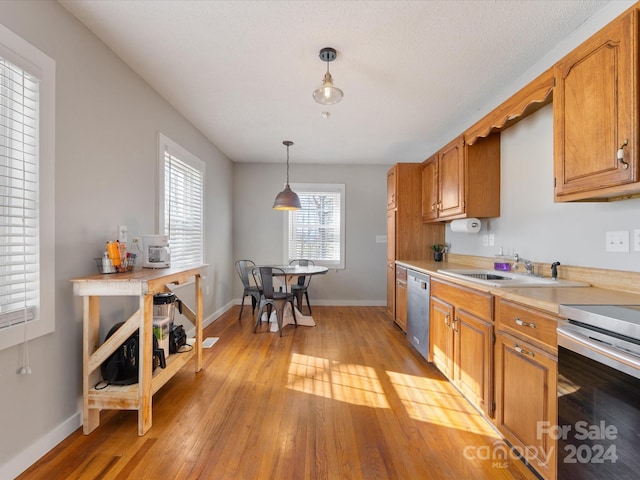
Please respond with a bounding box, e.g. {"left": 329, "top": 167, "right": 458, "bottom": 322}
{"left": 387, "top": 164, "right": 444, "bottom": 329}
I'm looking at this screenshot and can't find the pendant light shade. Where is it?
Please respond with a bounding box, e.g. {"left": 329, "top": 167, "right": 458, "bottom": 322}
{"left": 313, "top": 47, "right": 343, "bottom": 105}
{"left": 273, "top": 141, "right": 301, "bottom": 210}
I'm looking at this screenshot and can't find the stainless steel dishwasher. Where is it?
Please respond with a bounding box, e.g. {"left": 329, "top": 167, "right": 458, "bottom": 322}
{"left": 406, "top": 270, "right": 430, "bottom": 361}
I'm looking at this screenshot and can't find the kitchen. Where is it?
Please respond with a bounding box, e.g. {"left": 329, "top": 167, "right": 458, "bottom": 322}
{"left": 2, "top": 1, "right": 640, "bottom": 479}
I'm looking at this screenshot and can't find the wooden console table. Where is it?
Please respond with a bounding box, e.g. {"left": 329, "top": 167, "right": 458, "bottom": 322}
{"left": 72, "top": 264, "right": 207, "bottom": 436}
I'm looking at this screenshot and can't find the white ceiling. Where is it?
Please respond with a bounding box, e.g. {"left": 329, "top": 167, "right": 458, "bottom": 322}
{"left": 59, "top": 0, "right": 611, "bottom": 165}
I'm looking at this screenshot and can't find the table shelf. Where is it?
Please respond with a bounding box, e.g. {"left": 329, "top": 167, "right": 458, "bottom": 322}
{"left": 72, "top": 265, "right": 207, "bottom": 436}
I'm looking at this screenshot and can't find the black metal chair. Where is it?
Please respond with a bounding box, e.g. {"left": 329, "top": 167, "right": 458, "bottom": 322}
{"left": 235, "top": 259, "right": 262, "bottom": 323}
{"left": 289, "top": 259, "right": 315, "bottom": 315}
{"left": 252, "top": 266, "right": 297, "bottom": 336}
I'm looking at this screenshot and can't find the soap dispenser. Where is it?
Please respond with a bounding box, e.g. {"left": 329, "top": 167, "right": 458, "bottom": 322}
{"left": 494, "top": 247, "right": 511, "bottom": 271}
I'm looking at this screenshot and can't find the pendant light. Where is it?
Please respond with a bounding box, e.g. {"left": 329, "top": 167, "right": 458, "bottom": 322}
{"left": 272, "top": 140, "right": 301, "bottom": 210}
{"left": 313, "top": 47, "right": 343, "bottom": 105}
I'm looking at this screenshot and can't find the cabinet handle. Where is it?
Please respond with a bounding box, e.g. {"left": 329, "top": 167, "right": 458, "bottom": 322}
{"left": 431, "top": 202, "right": 436, "bottom": 212}
{"left": 452, "top": 316, "right": 459, "bottom": 332}
{"left": 514, "top": 344, "right": 535, "bottom": 357}
{"left": 445, "top": 313, "right": 451, "bottom": 326}
{"left": 514, "top": 318, "right": 536, "bottom": 329}
{"left": 617, "top": 139, "right": 629, "bottom": 170}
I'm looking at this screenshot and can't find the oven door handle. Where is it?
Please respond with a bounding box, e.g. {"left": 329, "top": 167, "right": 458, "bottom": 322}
{"left": 558, "top": 325, "right": 640, "bottom": 380}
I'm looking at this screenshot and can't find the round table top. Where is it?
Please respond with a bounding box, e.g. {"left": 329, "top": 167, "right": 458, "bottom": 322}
{"left": 259, "top": 265, "right": 328, "bottom": 276}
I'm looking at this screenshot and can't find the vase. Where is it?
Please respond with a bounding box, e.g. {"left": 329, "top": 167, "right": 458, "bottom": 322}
{"left": 433, "top": 251, "right": 443, "bottom": 262}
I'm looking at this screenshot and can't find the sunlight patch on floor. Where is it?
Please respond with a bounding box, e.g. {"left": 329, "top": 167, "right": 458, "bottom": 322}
{"left": 387, "top": 370, "right": 498, "bottom": 436}
{"left": 287, "top": 353, "right": 389, "bottom": 408}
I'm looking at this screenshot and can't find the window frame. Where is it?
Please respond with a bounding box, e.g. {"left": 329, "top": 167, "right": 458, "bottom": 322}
{"left": 0, "top": 24, "right": 55, "bottom": 351}
{"left": 157, "top": 133, "right": 205, "bottom": 269}
{"left": 283, "top": 183, "right": 345, "bottom": 269}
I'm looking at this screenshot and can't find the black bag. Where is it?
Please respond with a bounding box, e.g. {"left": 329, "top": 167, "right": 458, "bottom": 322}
{"left": 101, "top": 322, "right": 166, "bottom": 385}
{"left": 170, "top": 324, "right": 187, "bottom": 353}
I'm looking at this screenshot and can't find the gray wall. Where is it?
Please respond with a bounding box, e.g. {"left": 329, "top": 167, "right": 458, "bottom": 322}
{"left": 233, "top": 163, "right": 388, "bottom": 305}
{"left": 0, "top": 2, "right": 233, "bottom": 478}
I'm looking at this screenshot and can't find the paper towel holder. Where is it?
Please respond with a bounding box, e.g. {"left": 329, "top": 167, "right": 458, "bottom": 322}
{"left": 450, "top": 218, "right": 482, "bottom": 233}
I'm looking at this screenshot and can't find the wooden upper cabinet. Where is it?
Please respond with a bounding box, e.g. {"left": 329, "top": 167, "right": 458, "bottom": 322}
{"left": 439, "top": 137, "right": 466, "bottom": 218}
{"left": 420, "top": 155, "right": 438, "bottom": 221}
{"left": 422, "top": 133, "right": 500, "bottom": 222}
{"left": 387, "top": 167, "right": 397, "bottom": 210}
{"left": 554, "top": 9, "right": 639, "bottom": 201}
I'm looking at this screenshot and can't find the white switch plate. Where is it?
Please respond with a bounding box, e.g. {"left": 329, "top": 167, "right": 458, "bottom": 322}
{"left": 489, "top": 234, "right": 495, "bottom": 246}
{"left": 482, "top": 235, "right": 489, "bottom": 247}
{"left": 606, "top": 230, "right": 629, "bottom": 252}
{"left": 118, "top": 225, "right": 128, "bottom": 243}
{"left": 376, "top": 235, "right": 387, "bottom": 243}
{"left": 634, "top": 229, "right": 640, "bottom": 252}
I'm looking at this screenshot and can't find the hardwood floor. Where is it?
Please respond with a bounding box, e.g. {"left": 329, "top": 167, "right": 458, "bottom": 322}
{"left": 19, "top": 306, "right": 538, "bottom": 479}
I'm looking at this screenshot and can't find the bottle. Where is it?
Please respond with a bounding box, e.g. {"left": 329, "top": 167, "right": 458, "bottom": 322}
{"left": 106, "top": 241, "right": 121, "bottom": 267}
{"left": 494, "top": 247, "right": 511, "bottom": 271}
{"left": 101, "top": 251, "right": 113, "bottom": 273}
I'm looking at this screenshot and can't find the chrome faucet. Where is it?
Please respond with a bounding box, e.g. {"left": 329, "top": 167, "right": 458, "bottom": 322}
{"left": 513, "top": 254, "right": 536, "bottom": 276}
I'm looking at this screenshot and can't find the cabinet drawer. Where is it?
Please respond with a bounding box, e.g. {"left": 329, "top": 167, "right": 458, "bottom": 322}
{"left": 431, "top": 278, "right": 493, "bottom": 323}
{"left": 497, "top": 299, "right": 558, "bottom": 350}
{"left": 396, "top": 265, "right": 407, "bottom": 282}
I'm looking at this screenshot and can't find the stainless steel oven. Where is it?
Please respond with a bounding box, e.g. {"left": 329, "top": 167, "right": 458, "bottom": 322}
{"left": 556, "top": 305, "right": 640, "bottom": 480}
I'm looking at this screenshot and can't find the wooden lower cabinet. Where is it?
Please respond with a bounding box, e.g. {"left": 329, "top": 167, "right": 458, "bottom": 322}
{"left": 429, "top": 279, "right": 494, "bottom": 418}
{"left": 454, "top": 310, "right": 493, "bottom": 417}
{"left": 395, "top": 266, "right": 407, "bottom": 331}
{"left": 430, "top": 296, "right": 454, "bottom": 377}
{"left": 495, "top": 331, "right": 558, "bottom": 480}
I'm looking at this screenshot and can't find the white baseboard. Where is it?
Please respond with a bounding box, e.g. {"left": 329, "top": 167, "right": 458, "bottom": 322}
{"left": 2, "top": 412, "right": 82, "bottom": 480}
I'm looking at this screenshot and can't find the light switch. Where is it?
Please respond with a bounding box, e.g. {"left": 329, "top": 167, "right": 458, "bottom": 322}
{"left": 376, "top": 235, "right": 387, "bottom": 244}
{"left": 634, "top": 229, "right": 640, "bottom": 252}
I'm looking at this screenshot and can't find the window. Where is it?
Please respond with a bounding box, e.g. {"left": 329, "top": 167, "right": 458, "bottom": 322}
{"left": 158, "top": 133, "right": 204, "bottom": 268}
{"left": 285, "top": 183, "right": 345, "bottom": 269}
{"left": 0, "top": 25, "right": 55, "bottom": 351}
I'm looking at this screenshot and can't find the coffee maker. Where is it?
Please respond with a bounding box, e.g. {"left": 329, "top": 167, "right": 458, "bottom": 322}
{"left": 142, "top": 234, "right": 171, "bottom": 268}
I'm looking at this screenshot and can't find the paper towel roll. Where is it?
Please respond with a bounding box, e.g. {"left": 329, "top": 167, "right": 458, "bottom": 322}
{"left": 450, "top": 218, "right": 481, "bottom": 233}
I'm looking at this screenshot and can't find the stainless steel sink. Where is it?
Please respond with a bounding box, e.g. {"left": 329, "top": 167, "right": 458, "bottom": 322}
{"left": 436, "top": 269, "right": 590, "bottom": 288}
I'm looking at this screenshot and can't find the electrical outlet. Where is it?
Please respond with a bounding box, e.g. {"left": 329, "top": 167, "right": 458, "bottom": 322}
{"left": 605, "top": 231, "right": 629, "bottom": 253}
{"left": 376, "top": 235, "right": 387, "bottom": 244}
{"left": 482, "top": 235, "right": 489, "bottom": 247}
{"left": 634, "top": 229, "right": 640, "bottom": 252}
{"left": 489, "top": 234, "right": 495, "bottom": 246}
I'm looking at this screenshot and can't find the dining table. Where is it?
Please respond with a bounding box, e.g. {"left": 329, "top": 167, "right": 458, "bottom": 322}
{"left": 256, "top": 264, "right": 328, "bottom": 332}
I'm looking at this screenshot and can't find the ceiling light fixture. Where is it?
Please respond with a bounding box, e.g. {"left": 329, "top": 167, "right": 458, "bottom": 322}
{"left": 313, "top": 47, "right": 343, "bottom": 105}
{"left": 272, "top": 140, "right": 301, "bottom": 210}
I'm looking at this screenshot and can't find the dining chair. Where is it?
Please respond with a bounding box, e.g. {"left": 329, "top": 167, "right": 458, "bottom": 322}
{"left": 252, "top": 266, "right": 297, "bottom": 336}
{"left": 289, "top": 259, "right": 315, "bottom": 315}
{"left": 235, "top": 259, "right": 262, "bottom": 323}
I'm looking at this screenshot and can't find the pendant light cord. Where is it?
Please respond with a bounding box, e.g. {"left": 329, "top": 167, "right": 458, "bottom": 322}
{"left": 286, "top": 144, "right": 290, "bottom": 186}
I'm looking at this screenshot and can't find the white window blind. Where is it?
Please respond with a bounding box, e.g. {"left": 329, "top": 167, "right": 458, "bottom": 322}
{"left": 0, "top": 56, "right": 39, "bottom": 331}
{"left": 286, "top": 183, "right": 345, "bottom": 269}
{"left": 160, "top": 134, "right": 204, "bottom": 268}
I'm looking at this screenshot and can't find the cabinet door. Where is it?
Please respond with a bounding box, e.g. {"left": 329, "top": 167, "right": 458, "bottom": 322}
{"left": 421, "top": 156, "right": 438, "bottom": 222}
{"left": 554, "top": 11, "right": 637, "bottom": 200}
{"left": 438, "top": 136, "right": 465, "bottom": 218}
{"left": 495, "top": 332, "right": 557, "bottom": 480}
{"left": 429, "top": 296, "right": 454, "bottom": 379}
{"left": 395, "top": 279, "right": 407, "bottom": 331}
{"left": 386, "top": 210, "right": 396, "bottom": 316}
{"left": 386, "top": 261, "right": 395, "bottom": 317}
{"left": 386, "top": 209, "right": 396, "bottom": 262}
{"left": 387, "top": 166, "right": 397, "bottom": 210}
{"left": 453, "top": 310, "right": 493, "bottom": 417}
